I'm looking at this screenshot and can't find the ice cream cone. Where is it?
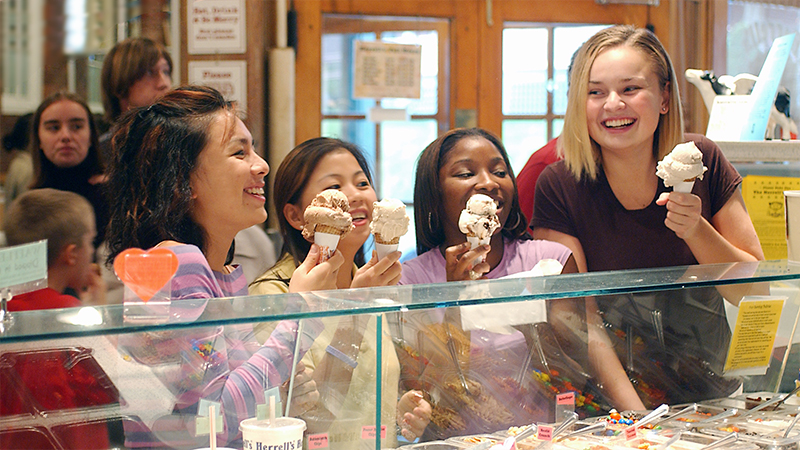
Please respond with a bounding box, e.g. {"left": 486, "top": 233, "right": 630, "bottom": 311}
{"left": 466, "top": 235, "right": 490, "bottom": 263}
{"left": 314, "top": 231, "right": 341, "bottom": 262}
{"left": 315, "top": 224, "right": 345, "bottom": 236}
{"left": 673, "top": 180, "right": 695, "bottom": 193}
{"left": 375, "top": 242, "right": 399, "bottom": 260}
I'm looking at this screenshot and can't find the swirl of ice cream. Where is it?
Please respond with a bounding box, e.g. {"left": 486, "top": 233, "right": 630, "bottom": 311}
{"left": 655, "top": 141, "right": 708, "bottom": 187}
{"left": 458, "top": 194, "right": 501, "bottom": 240}
{"left": 302, "top": 189, "right": 354, "bottom": 241}
{"left": 370, "top": 198, "right": 409, "bottom": 245}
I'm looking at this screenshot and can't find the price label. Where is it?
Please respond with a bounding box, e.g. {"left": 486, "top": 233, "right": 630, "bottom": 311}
{"left": 361, "top": 425, "right": 387, "bottom": 439}
{"left": 537, "top": 425, "right": 553, "bottom": 441}
{"left": 556, "top": 392, "right": 575, "bottom": 405}
{"left": 308, "top": 433, "right": 329, "bottom": 450}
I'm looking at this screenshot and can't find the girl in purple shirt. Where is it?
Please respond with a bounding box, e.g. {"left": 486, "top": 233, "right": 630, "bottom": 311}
{"left": 105, "top": 86, "right": 341, "bottom": 447}
{"left": 401, "top": 127, "right": 576, "bottom": 284}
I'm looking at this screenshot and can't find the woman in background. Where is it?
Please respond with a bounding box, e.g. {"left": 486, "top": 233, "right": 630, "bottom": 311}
{"left": 30, "top": 92, "right": 108, "bottom": 248}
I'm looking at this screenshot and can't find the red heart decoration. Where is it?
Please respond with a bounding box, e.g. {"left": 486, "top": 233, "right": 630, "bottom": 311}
{"left": 113, "top": 248, "right": 179, "bottom": 303}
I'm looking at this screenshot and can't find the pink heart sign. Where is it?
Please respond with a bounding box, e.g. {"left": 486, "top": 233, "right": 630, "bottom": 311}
{"left": 113, "top": 248, "right": 179, "bottom": 303}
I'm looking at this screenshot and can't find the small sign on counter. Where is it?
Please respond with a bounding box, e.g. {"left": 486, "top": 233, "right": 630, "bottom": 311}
{"left": 724, "top": 296, "right": 785, "bottom": 376}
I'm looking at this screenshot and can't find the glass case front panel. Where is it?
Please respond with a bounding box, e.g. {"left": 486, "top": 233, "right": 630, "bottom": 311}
{"left": 3, "top": 261, "right": 800, "bottom": 449}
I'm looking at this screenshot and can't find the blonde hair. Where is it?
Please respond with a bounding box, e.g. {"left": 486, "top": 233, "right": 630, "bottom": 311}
{"left": 4, "top": 189, "right": 94, "bottom": 267}
{"left": 560, "top": 25, "right": 684, "bottom": 181}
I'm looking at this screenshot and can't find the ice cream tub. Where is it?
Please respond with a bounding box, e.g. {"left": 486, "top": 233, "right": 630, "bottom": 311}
{"left": 241, "top": 417, "right": 306, "bottom": 450}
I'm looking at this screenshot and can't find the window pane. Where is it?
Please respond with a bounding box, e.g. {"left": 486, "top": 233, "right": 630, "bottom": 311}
{"left": 379, "top": 30, "right": 438, "bottom": 115}
{"left": 552, "top": 118, "right": 564, "bottom": 138}
{"left": 552, "top": 25, "right": 610, "bottom": 115}
{"left": 502, "top": 119, "right": 548, "bottom": 175}
{"left": 321, "top": 118, "right": 377, "bottom": 171}
{"left": 378, "top": 119, "right": 438, "bottom": 202}
{"left": 502, "top": 28, "right": 548, "bottom": 115}
{"left": 727, "top": 2, "right": 799, "bottom": 132}
{"left": 322, "top": 32, "right": 377, "bottom": 115}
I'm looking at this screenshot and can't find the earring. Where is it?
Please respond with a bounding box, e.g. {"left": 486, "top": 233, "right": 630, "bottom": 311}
{"left": 661, "top": 107, "right": 668, "bottom": 113}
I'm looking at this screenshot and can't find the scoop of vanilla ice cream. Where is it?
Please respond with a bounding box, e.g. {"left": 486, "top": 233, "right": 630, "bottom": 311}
{"left": 458, "top": 194, "right": 501, "bottom": 239}
{"left": 655, "top": 141, "right": 708, "bottom": 187}
{"left": 370, "top": 198, "right": 409, "bottom": 243}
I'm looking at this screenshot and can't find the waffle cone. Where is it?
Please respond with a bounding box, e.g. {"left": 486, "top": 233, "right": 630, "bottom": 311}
{"left": 315, "top": 224, "right": 346, "bottom": 235}
{"left": 374, "top": 233, "right": 400, "bottom": 245}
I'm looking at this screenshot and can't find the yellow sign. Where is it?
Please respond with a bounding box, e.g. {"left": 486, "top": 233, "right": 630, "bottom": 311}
{"left": 724, "top": 297, "right": 785, "bottom": 375}
{"left": 742, "top": 175, "right": 800, "bottom": 260}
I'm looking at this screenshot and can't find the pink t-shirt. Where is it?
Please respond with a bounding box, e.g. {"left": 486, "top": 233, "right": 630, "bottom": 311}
{"left": 399, "top": 237, "right": 572, "bottom": 285}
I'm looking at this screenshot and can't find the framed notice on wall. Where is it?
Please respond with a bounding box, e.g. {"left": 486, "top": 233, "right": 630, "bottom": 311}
{"left": 187, "top": 0, "right": 246, "bottom": 54}
{"left": 353, "top": 41, "right": 421, "bottom": 99}
{"left": 188, "top": 61, "right": 248, "bottom": 110}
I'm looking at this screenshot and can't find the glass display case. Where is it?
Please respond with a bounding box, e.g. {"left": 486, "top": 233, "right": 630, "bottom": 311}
{"left": 2, "top": 260, "right": 800, "bottom": 450}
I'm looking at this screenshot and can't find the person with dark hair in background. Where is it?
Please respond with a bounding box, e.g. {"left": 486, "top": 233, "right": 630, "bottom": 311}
{"left": 99, "top": 37, "right": 172, "bottom": 162}
{"left": 2, "top": 113, "right": 34, "bottom": 212}
{"left": 30, "top": 92, "right": 108, "bottom": 248}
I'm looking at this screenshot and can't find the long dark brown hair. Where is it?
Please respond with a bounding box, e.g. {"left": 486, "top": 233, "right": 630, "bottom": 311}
{"left": 250, "top": 137, "right": 373, "bottom": 287}
{"left": 105, "top": 85, "right": 236, "bottom": 265}
{"left": 413, "top": 127, "right": 529, "bottom": 255}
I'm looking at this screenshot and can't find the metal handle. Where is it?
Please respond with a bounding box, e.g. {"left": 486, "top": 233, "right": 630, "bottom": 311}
{"left": 700, "top": 432, "right": 737, "bottom": 450}
{"left": 747, "top": 384, "right": 800, "bottom": 415}
{"left": 445, "top": 325, "right": 472, "bottom": 397}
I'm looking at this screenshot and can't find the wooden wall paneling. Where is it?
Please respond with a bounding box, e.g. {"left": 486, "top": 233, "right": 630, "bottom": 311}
{"left": 140, "top": 0, "right": 168, "bottom": 44}
{"left": 179, "top": 0, "right": 267, "bottom": 158}
{"left": 44, "top": 0, "right": 68, "bottom": 96}
{"left": 245, "top": 0, "right": 267, "bottom": 159}
{"left": 477, "top": 0, "right": 503, "bottom": 135}
{"left": 501, "top": 0, "right": 648, "bottom": 25}
{"left": 294, "top": 0, "right": 323, "bottom": 143}
{"left": 453, "top": 0, "right": 480, "bottom": 130}
{"left": 320, "top": 0, "right": 457, "bottom": 17}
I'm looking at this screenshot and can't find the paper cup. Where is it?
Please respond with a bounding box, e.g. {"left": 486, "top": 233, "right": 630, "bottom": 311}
{"left": 785, "top": 191, "right": 800, "bottom": 263}
{"left": 314, "top": 232, "right": 341, "bottom": 262}
{"left": 673, "top": 180, "right": 695, "bottom": 193}
{"left": 375, "top": 242, "right": 399, "bottom": 260}
{"left": 241, "top": 417, "right": 306, "bottom": 450}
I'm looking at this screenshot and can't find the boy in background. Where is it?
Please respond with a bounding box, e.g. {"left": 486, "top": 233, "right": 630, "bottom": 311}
{"left": 4, "top": 188, "right": 105, "bottom": 310}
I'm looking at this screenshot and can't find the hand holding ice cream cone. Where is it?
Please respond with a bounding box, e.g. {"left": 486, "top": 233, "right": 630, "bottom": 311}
{"left": 370, "top": 198, "right": 409, "bottom": 259}
{"left": 656, "top": 141, "right": 707, "bottom": 193}
{"left": 458, "top": 194, "right": 500, "bottom": 279}
{"left": 302, "top": 189, "right": 354, "bottom": 262}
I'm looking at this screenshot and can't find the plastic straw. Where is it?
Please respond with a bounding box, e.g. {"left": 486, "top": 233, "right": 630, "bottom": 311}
{"left": 209, "top": 404, "right": 217, "bottom": 450}
{"left": 284, "top": 320, "right": 304, "bottom": 417}
{"left": 269, "top": 395, "right": 276, "bottom": 424}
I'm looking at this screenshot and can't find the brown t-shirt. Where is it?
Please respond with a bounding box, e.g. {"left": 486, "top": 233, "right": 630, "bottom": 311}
{"left": 532, "top": 134, "right": 743, "bottom": 406}
{"left": 531, "top": 134, "right": 742, "bottom": 272}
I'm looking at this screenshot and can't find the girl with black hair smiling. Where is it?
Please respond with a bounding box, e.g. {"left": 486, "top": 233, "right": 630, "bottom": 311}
{"left": 105, "top": 85, "right": 335, "bottom": 446}
{"left": 401, "top": 127, "right": 576, "bottom": 284}
{"left": 249, "top": 137, "right": 431, "bottom": 444}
